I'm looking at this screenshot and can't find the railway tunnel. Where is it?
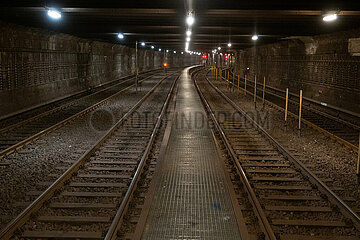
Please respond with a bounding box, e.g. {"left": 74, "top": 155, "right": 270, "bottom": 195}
{"left": 0, "top": 1, "right": 360, "bottom": 239}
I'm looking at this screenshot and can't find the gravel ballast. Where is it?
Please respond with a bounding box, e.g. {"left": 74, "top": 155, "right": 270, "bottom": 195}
{"left": 0, "top": 71, "right": 178, "bottom": 230}
{"left": 205, "top": 75, "right": 360, "bottom": 213}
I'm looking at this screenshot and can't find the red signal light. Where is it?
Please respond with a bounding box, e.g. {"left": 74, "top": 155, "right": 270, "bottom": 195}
{"left": 202, "top": 55, "right": 207, "bottom": 59}
{"left": 225, "top": 55, "right": 229, "bottom": 60}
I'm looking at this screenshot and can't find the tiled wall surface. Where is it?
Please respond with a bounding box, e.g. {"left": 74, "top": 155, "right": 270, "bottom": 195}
{"left": 234, "top": 29, "right": 360, "bottom": 114}
{"left": 0, "top": 22, "right": 198, "bottom": 117}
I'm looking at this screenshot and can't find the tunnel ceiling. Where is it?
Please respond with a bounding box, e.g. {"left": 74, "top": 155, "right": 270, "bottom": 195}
{"left": 1, "top": 0, "right": 360, "bottom": 53}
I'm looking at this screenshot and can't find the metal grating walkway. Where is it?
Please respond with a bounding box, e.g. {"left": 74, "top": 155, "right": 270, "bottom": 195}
{"left": 142, "top": 68, "right": 242, "bottom": 239}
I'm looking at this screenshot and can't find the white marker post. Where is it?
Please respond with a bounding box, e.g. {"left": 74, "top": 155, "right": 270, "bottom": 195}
{"left": 298, "top": 90, "right": 303, "bottom": 135}
{"left": 254, "top": 75, "right": 257, "bottom": 108}
{"left": 285, "top": 88, "right": 289, "bottom": 128}
{"left": 244, "top": 75, "right": 247, "bottom": 96}
{"left": 357, "top": 133, "right": 360, "bottom": 175}
{"left": 262, "top": 76, "right": 266, "bottom": 108}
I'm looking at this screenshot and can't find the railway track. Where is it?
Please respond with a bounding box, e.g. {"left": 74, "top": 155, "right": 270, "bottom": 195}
{"left": 0, "top": 70, "right": 160, "bottom": 127}
{"left": 0, "top": 70, "right": 164, "bottom": 159}
{"left": 194, "top": 69, "right": 360, "bottom": 239}
{"left": 221, "top": 69, "right": 360, "bottom": 152}
{"left": 0, "top": 71, "right": 178, "bottom": 239}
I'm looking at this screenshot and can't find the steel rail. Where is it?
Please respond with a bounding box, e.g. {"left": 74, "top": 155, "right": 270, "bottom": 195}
{"left": 104, "top": 72, "right": 179, "bottom": 240}
{"left": 204, "top": 70, "right": 360, "bottom": 231}
{"left": 220, "top": 69, "right": 359, "bottom": 152}
{"left": 239, "top": 77, "right": 360, "bottom": 131}
{"left": 224, "top": 68, "right": 360, "bottom": 121}
{"left": 0, "top": 71, "right": 178, "bottom": 240}
{"left": 0, "top": 70, "right": 159, "bottom": 134}
{"left": 0, "top": 73, "right": 161, "bottom": 159}
{"left": 0, "top": 68, "right": 161, "bottom": 123}
{"left": 192, "top": 69, "right": 277, "bottom": 240}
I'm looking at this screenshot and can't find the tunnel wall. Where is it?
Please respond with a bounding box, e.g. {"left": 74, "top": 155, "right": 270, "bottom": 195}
{"left": 0, "top": 22, "right": 199, "bottom": 118}
{"left": 234, "top": 29, "right": 360, "bottom": 114}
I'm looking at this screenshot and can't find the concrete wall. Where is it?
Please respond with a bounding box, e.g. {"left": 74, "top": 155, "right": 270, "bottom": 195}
{"left": 233, "top": 29, "right": 360, "bottom": 114}
{"left": 0, "top": 21, "right": 199, "bottom": 118}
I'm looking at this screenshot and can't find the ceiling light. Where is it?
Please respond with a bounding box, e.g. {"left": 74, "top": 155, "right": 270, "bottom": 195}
{"left": 252, "top": 35, "right": 259, "bottom": 41}
{"left": 47, "top": 9, "right": 62, "bottom": 19}
{"left": 151, "top": 46, "right": 155, "bottom": 49}
{"left": 174, "top": 51, "right": 176, "bottom": 53}
{"left": 323, "top": 13, "right": 338, "bottom": 22}
{"left": 159, "top": 48, "right": 162, "bottom": 51}
{"left": 117, "top": 33, "right": 125, "bottom": 39}
{"left": 141, "top": 42, "right": 145, "bottom": 46}
{"left": 186, "top": 15, "right": 195, "bottom": 26}
{"left": 186, "top": 30, "right": 192, "bottom": 36}
{"left": 228, "top": 43, "right": 232, "bottom": 47}
{"left": 181, "top": 52, "right": 184, "bottom": 54}
{"left": 166, "top": 50, "right": 169, "bottom": 53}
{"left": 218, "top": 47, "right": 221, "bottom": 50}
{"left": 186, "top": 37, "right": 191, "bottom": 42}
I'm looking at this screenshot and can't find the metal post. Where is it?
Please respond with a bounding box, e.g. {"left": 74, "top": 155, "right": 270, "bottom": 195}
{"left": 227, "top": 70, "right": 230, "bottom": 90}
{"left": 244, "top": 75, "right": 247, "bottom": 96}
{"left": 357, "top": 133, "right": 360, "bottom": 175}
{"left": 238, "top": 75, "right": 240, "bottom": 90}
{"left": 285, "top": 88, "right": 289, "bottom": 125}
{"left": 135, "top": 41, "right": 139, "bottom": 89}
{"left": 254, "top": 75, "right": 257, "bottom": 108}
{"left": 163, "top": 50, "right": 166, "bottom": 73}
{"left": 262, "top": 76, "right": 266, "bottom": 107}
{"left": 232, "top": 72, "right": 235, "bottom": 88}
{"left": 298, "top": 89, "right": 303, "bottom": 134}
{"left": 216, "top": 68, "right": 218, "bottom": 80}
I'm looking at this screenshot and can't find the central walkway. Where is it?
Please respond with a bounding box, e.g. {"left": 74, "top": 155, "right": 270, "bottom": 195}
{"left": 142, "top": 68, "right": 242, "bottom": 239}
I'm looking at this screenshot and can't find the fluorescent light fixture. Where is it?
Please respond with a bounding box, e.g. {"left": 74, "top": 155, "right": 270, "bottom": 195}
{"left": 117, "top": 33, "right": 125, "bottom": 39}
{"left": 151, "top": 45, "right": 155, "bottom": 49}
{"left": 186, "top": 30, "right": 192, "bottom": 36}
{"left": 323, "top": 13, "right": 338, "bottom": 22}
{"left": 252, "top": 35, "right": 259, "bottom": 41}
{"left": 186, "top": 37, "right": 191, "bottom": 42}
{"left": 47, "top": 9, "right": 62, "bottom": 19}
{"left": 228, "top": 43, "right": 232, "bottom": 47}
{"left": 186, "top": 15, "right": 195, "bottom": 26}
{"left": 140, "top": 42, "right": 145, "bottom": 46}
